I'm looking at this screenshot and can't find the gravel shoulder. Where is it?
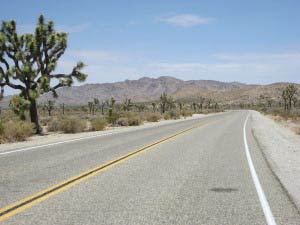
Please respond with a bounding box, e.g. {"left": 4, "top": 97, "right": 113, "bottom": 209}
{"left": 0, "top": 113, "right": 219, "bottom": 153}
{"left": 251, "top": 110, "right": 300, "bottom": 211}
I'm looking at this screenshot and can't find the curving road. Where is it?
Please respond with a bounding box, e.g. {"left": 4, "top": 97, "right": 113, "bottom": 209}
{"left": 0, "top": 111, "right": 299, "bottom": 225}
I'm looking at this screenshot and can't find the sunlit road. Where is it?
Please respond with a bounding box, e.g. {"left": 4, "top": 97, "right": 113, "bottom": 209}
{"left": 1, "top": 111, "right": 299, "bottom": 225}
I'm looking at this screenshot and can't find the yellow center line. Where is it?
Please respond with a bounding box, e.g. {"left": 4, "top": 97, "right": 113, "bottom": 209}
{"left": 0, "top": 118, "right": 217, "bottom": 222}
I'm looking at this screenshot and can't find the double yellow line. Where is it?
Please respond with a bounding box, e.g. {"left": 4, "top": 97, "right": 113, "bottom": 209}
{"left": 0, "top": 119, "right": 214, "bottom": 222}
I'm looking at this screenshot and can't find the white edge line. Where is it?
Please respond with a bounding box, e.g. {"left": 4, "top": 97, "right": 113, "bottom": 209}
{"left": 0, "top": 113, "right": 224, "bottom": 156}
{"left": 243, "top": 113, "right": 277, "bottom": 225}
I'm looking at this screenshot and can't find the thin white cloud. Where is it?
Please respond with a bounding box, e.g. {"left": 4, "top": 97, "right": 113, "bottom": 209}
{"left": 157, "top": 14, "right": 214, "bottom": 27}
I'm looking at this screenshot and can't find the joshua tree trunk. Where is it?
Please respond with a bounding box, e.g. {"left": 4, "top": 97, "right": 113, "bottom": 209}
{"left": 29, "top": 98, "right": 42, "bottom": 134}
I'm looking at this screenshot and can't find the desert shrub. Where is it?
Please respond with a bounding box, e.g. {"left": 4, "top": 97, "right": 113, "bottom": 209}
{"left": 163, "top": 113, "right": 171, "bottom": 120}
{"left": 59, "top": 117, "right": 86, "bottom": 133}
{"left": 0, "top": 120, "right": 4, "bottom": 135}
{"left": 164, "top": 111, "right": 180, "bottom": 120}
{"left": 169, "top": 110, "right": 181, "bottom": 119}
{"left": 116, "top": 117, "right": 129, "bottom": 126}
{"left": 117, "top": 112, "right": 142, "bottom": 126}
{"left": 0, "top": 120, "right": 34, "bottom": 143}
{"left": 90, "top": 118, "right": 107, "bottom": 131}
{"left": 296, "top": 126, "right": 300, "bottom": 135}
{"left": 39, "top": 117, "right": 53, "bottom": 126}
{"left": 128, "top": 116, "right": 142, "bottom": 126}
{"left": 145, "top": 112, "right": 162, "bottom": 122}
{"left": 181, "top": 110, "right": 193, "bottom": 117}
{"left": 47, "top": 118, "right": 61, "bottom": 132}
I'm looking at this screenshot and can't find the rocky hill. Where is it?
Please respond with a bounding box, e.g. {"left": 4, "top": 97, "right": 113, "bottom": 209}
{"left": 0, "top": 76, "right": 299, "bottom": 107}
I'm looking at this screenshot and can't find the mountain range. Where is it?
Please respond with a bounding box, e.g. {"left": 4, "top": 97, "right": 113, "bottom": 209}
{"left": 1, "top": 76, "right": 299, "bottom": 107}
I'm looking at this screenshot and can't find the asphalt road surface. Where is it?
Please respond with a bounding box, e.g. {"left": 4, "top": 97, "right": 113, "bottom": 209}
{"left": 0, "top": 111, "right": 300, "bottom": 225}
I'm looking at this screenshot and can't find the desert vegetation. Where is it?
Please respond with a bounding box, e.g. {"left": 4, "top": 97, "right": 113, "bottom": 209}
{"left": 0, "top": 15, "right": 226, "bottom": 144}
{"left": 229, "top": 84, "right": 300, "bottom": 133}
{"left": 0, "top": 90, "right": 222, "bottom": 143}
{"left": 0, "top": 15, "right": 87, "bottom": 134}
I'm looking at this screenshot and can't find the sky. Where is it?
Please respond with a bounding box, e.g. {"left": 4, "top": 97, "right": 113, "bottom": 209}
{"left": 1, "top": 0, "right": 300, "bottom": 94}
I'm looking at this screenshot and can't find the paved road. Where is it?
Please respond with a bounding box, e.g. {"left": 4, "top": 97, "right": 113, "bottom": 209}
{"left": 0, "top": 111, "right": 299, "bottom": 224}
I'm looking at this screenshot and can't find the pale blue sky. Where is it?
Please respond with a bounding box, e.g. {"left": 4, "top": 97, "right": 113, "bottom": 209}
{"left": 1, "top": 0, "right": 300, "bottom": 91}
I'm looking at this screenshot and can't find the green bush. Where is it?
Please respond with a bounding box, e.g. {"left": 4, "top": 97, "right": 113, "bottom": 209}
{"left": 90, "top": 118, "right": 107, "bottom": 131}
{"left": 59, "top": 117, "right": 86, "bottom": 133}
{"left": 0, "top": 120, "right": 34, "bottom": 143}
{"left": 116, "top": 117, "right": 129, "bottom": 126}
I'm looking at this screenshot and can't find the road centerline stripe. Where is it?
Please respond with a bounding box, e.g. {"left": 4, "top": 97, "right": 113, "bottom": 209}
{"left": 243, "top": 113, "right": 277, "bottom": 225}
{"left": 0, "top": 119, "right": 215, "bottom": 222}
{"left": 0, "top": 113, "right": 223, "bottom": 156}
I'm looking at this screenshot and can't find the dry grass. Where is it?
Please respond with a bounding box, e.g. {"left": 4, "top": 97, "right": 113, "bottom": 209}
{"left": 144, "top": 112, "right": 162, "bottom": 122}
{"left": 0, "top": 120, "right": 34, "bottom": 143}
{"left": 90, "top": 118, "right": 107, "bottom": 131}
{"left": 116, "top": 117, "right": 129, "bottom": 126}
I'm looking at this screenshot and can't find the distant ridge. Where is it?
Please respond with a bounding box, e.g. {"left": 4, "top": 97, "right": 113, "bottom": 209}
{"left": 0, "top": 76, "right": 299, "bottom": 107}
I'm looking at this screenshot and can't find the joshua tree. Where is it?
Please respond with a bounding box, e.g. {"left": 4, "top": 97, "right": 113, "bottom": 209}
{"left": 160, "top": 92, "right": 168, "bottom": 114}
{"left": 214, "top": 102, "right": 219, "bottom": 110}
{"left": 159, "top": 92, "right": 176, "bottom": 113}
{"left": 105, "top": 97, "right": 116, "bottom": 110}
{"left": 0, "top": 15, "right": 87, "bottom": 133}
{"left": 0, "top": 85, "right": 3, "bottom": 100}
{"left": 44, "top": 100, "right": 55, "bottom": 116}
{"left": 192, "top": 102, "right": 197, "bottom": 112}
{"left": 0, "top": 83, "right": 3, "bottom": 115}
{"left": 9, "top": 95, "right": 30, "bottom": 120}
{"left": 88, "top": 101, "right": 94, "bottom": 115}
{"left": 136, "top": 103, "right": 146, "bottom": 112}
{"left": 110, "top": 97, "right": 116, "bottom": 109}
{"left": 199, "top": 96, "right": 205, "bottom": 110}
{"left": 285, "top": 85, "right": 297, "bottom": 110}
{"left": 282, "top": 90, "right": 289, "bottom": 110}
{"left": 61, "top": 103, "right": 65, "bottom": 115}
{"left": 100, "top": 101, "right": 106, "bottom": 115}
{"left": 292, "top": 96, "right": 298, "bottom": 108}
{"left": 178, "top": 102, "right": 184, "bottom": 112}
{"left": 93, "top": 98, "right": 99, "bottom": 113}
{"left": 167, "top": 96, "right": 176, "bottom": 110}
{"left": 122, "top": 98, "right": 132, "bottom": 111}
{"left": 266, "top": 97, "right": 274, "bottom": 108}
{"left": 151, "top": 102, "right": 156, "bottom": 112}
{"left": 206, "top": 99, "right": 212, "bottom": 109}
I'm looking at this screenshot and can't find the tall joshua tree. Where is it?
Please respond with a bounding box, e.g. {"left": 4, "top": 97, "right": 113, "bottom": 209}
{"left": 0, "top": 15, "right": 87, "bottom": 133}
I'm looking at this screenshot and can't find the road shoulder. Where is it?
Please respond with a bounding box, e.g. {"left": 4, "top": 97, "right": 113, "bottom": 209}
{"left": 251, "top": 110, "right": 300, "bottom": 211}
